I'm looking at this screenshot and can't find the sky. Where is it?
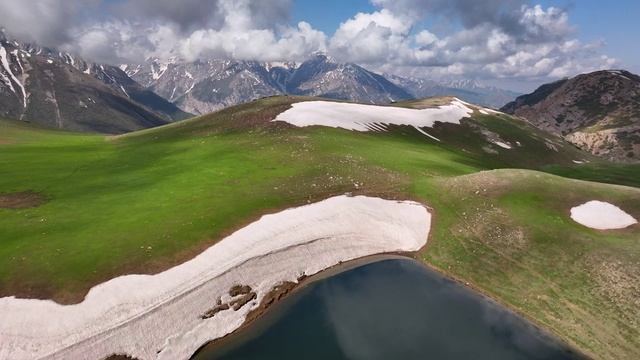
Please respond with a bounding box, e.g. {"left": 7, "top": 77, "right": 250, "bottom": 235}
{"left": 0, "top": 0, "right": 636, "bottom": 92}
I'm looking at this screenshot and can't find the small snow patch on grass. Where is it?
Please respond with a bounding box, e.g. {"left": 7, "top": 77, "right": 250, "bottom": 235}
{"left": 570, "top": 200, "right": 637, "bottom": 230}
{"left": 493, "top": 141, "right": 512, "bottom": 149}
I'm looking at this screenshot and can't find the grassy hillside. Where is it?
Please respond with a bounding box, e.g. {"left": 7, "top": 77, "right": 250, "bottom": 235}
{"left": 1, "top": 96, "right": 638, "bottom": 359}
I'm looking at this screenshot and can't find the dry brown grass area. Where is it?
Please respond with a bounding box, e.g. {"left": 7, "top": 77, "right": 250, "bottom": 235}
{"left": 423, "top": 169, "right": 640, "bottom": 359}
{"left": 0, "top": 191, "right": 47, "bottom": 209}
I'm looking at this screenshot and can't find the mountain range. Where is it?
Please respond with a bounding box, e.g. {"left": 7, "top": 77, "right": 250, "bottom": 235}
{"left": 3, "top": 32, "right": 639, "bottom": 163}
{"left": 386, "top": 74, "right": 520, "bottom": 109}
{"left": 0, "top": 35, "right": 190, "bottom": 133}
{"left": 125, "top": 54, "right": 411, "bottom": 115}
{"left": 1, "top": 30, "right": 522, "bottom": 133}
{"left": 502, "top": 70, "right": 640, "bottom": 161}
{"left": 126, "top": 54, "right": 519, "bottom": 116}
{"left": 8, "top": 31, "right": 640, "bottom": 163}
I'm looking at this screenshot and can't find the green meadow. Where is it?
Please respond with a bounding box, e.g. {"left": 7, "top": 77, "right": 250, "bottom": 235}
{"left": 1, "top": 96, "right": 638, "bottom": 359}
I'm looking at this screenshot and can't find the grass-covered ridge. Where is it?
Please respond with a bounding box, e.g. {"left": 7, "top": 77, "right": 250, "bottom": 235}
{"left": 1, "top": 96, "right": 638, "bottom": 359}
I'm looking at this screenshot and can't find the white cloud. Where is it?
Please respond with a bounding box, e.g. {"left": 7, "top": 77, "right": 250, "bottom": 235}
{"left": 518, "top": 5, "right": 572, "bottom": 42}
{"left": 177, "top": 21, "right": 326, "bottom": 62}
{"left": 41, "top": 0, "right": 326, "bottom": 63}
{"left": 0, "top": 0, "right": 619, "bottom": 86}
{"left": 0, "top": 0, "right": 94, "bottom": 45}
{"left": 328, "top": 1, "right": 616, "bottom": 83}
{"left": 415, "top": 30, "right": 438, "bottom": 47}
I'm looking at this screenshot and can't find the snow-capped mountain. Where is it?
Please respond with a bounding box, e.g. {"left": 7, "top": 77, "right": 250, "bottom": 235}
{"left": 0, "top": 32, "right": 189, "bottom": 133}
{"left": 125, "top": 52, "right": 518, "bottom": 115}
{"left": 126, "top": 58, "right": 287, "bottom": 115}
{"left": 386, "top": 74, "right": 521, "bottom": 109}
{"left": 126, "top": 54, "right": 412, "bottom": 115}
{"left": 285, "top": 54, "right": 412, "bottom": 104}
{"left": 1, "top": 28, "right": 521, "bottom": 132}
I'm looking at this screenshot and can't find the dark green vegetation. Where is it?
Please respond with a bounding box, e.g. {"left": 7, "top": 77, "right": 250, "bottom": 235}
{"left": 1, "top": 96, "right": 638, "bottom": 359}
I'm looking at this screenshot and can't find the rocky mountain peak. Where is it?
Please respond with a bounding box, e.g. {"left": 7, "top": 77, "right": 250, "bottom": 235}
{"left": 502, "top": 69, "right": 640, "bottom": 161}
{"left": 0, "top": 35, "right": 190, "bottom": 133}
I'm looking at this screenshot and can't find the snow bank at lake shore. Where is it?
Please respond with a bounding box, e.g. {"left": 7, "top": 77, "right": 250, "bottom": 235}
{"left": 570, "top": 200, "right": 637, "bottom": 230}
{"left": 0, "top": 195, "right": 430, "bottom": 360}
{"left": 273, "top": 99, "right": 473, "bottom": 132}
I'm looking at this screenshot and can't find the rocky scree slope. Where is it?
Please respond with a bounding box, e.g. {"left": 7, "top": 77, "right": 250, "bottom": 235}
{"left": 502, "top": 70, "right": 640, "bottom": 162}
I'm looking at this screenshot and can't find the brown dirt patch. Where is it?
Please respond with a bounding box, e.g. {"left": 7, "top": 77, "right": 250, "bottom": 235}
{"left": 103, "top": 355, "right": 139, "bottom": 360}
{"left": 244, "top": 281, "right": 298, "bottom": 324}
{"left": 0, "top": 191, "right": 47, "bottom": 209}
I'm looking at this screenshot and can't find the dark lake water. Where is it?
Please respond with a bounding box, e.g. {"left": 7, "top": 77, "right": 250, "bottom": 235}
{"left": 192, "top": 258, "right": 585, "bottom": 360}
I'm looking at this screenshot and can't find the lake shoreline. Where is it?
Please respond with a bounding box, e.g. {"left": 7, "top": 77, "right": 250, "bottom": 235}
{"left": 191, "top": 256, "right": 589, "bottom": 360}
{"left": 192, "top": 253, "right": 591, "bottom": 360}
{"left": 0, "top": 196, "right": 430, "bottom": 360}
{"left": 189, "top": 253, "right": 415, "bottom": 358}
{"left": 416, "top": 257, "right": 594, "bottom": 360}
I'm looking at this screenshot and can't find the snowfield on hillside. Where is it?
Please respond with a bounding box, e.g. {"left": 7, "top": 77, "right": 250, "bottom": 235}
{"left": 0, "top": 195, "right": 430, "bottom": 360}
{"left": 570, "top": 200, "right": 638, "bottom": 230}
{"left": 273, "top": 99, "right": 473, "bottom": 133}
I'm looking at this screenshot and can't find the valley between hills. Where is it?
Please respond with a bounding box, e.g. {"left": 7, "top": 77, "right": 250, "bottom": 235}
{"left": 3, "top": 1, "right": 640, "bottom": 359}
{"left": 1, "top": 96, "right": 639, "bottom": 359}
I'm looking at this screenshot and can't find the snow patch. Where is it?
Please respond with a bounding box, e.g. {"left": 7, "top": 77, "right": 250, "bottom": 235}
{"left": 482, "top": 108, "right": 503, "bottom": 115}
{"left": 413, "top": 126, "right": 441, "bottom": 141}
{"left": 493, "top": 141, "right": 512, "bottom": 149}
{"left": 120, "top": 85, "right": 129, "bottom": 98}
{"left": 0, "top": 45, "right": 27, "bottom": 108}
{"left": 152, "top": 62, "right": 169, "bottom": 81}
{"left": 274, "top": 99, "right": 473, "bottom": 132}
{"left": 608, "top": 70, "right": 631, "bottom": 80}
{"left": 0, "top": 195, "right": 430, "bottom": 360}
{"left": 10, "top": 50, "right": 24, "bottom": 74}
{"left": 266, "top": 61, "right": 299, "bottom": 70}
{"left": 570, "top": 200, "right": 637, "bottom": 230}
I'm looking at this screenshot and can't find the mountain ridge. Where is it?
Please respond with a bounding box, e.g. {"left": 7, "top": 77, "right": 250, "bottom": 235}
{"left": 1, "top": 29, "right": 521, "bottom": 133}
{"left": 501, "top": 69, "right": 640, "bottom": 162}
{"left": 124, "top": 53, "right": 520, "bottom": 115}
{"left": 387, "top": 73, "right": 521, "bottom": 109}
{"left": 0, "top": 35, "right": 191, "bottom": 133}
{"left": 125, "top": 54, "right": 414, "bottom": 115}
